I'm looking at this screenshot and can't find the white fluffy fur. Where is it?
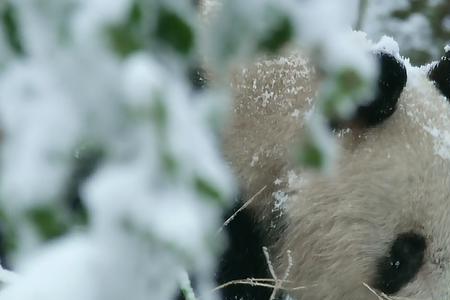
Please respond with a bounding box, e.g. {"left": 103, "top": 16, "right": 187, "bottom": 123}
{"left": 222, "top": 54, "right": 317, "bottom": 217}
{"left": 223, "top": 51, "right": 450, "bottom": 300}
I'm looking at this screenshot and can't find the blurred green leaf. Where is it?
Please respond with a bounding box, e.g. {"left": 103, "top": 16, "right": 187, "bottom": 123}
{"left": 1, "top": 2, "right": 24, "bottom": 55}
{"left": 297, "top": 139, "right": 324, "bottom": 169}
{"left": 108, "top": 2, "right": 143, "bottom": 57}
{"left": 194, "top": 177, "right": 224, "bottom": 205}
{"left": 151, "top": 97, "right": 168, "bottom": 129}
{"left": 27, "top": 206, "right": 68, "bottom": 240}
{"left": 337, "top": 68, "right": 365, "bottom": 93}
{"left": 321, "top": 67, "right": 369, "bottom": 121}
{"left": 0, "top": 209, "right": 17, "bottom": 259}
{"left": 155, "top": 8, "right": 194, "bottom": 55}
{"left": 258, "top": 16, "right": 293, "bottom": 53}
{"left": 162, "top": 152, "right": 178, "bottom": 176}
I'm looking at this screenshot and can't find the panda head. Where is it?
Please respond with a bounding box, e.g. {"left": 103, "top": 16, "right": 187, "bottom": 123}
{"left": 281, "top": 49, "right": 450, "bottom": 300}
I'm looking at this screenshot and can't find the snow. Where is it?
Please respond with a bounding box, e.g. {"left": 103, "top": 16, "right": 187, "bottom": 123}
{"left": 0, "top": 237, "right": 100, "bottom": 300}
{"left": 363, "top": 0, "right": 443, "bottom": 63}
{"left": 445, "top": 44, "right": 450, "bottom": 53}
{"left": 373, "top": 36, "right": 400, "bottom": 57}
{"left": 292, "top": 0, "right": 373, "bottom": 75}
{"left": 0, "top": 0, "right": 445, "bottom": 300}
{"left": 0, "top": 1, "right": 231, "bottom": 299}
{"left": 0, "top": 266, "right": 18, "bottom": 284}
{"left": 0, "top": 61, "right": 82, "bottom": 211}
{"left": 122, "top": 54, "right": 166, "bottom": 107}
{"left": 272, "top": 191, "right": 288, "bottom": 211}
{"left": 71, "top": 0, "right": 131, "bottom": 45}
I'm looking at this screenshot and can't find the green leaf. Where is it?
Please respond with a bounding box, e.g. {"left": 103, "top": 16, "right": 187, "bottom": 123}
{"left": 194, "top": 177, "right": 224, "bottom": 205}
{"left": 151, "top": 97, "right": 168, "bottom": 129}
{"left": 297, "top": 140, "right": 324, "bottom": 169}
{"left": 27, "top": 206, "right": 68, "bottom": 240}
{"left": 108, "top": 2, "right": 143, "bottom": 57}
{"left": 0, "top": 208, "right": 17, "bottom": 256}
{"left": 320, "top": 68, "right": 369, "bottom": 121}
{"left": 336, "top": 68, "right": 365, "bottom": 94}
{"left": 162, "top": 152, "right": 178, "bottom": 176}
{"left": 1, "top": 2, "right": 24, "bottom": 55}
{"left": 258, "top": 16, "right": 293, "bottom": 53}
{"left": 155, "top": 8, "right": 194, "bottom": 55}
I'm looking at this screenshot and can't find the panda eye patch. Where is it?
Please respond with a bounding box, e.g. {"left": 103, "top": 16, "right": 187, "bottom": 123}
{"left": 429, "top": 51, "right": 450, "bottom": 99}
{"left": 373, "top": 232, "right": 426, "bottom": 295}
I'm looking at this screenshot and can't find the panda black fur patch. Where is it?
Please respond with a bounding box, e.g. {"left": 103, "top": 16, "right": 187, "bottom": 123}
{"left": 373, "top": 232, "right": 426, "bottom": 295}
{"left": 355, "top": 52, "right": 407, "bottom": 127}
{"left": 332, "top": 52, "right": 407, "bottom": 129}
{"left": 429, "top": 51, "right": 450, "bottom": 100}
{"left": 216, "top": 198, "right": 274, "bottom": 300}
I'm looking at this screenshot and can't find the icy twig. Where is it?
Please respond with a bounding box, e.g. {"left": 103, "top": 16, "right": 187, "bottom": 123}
{"left": 213, "top": 248, "right": 305, "bottom": 298}
{"left": 362, "top": 283, "right": 423, "bottom": 300}
{"left": 264, "top": 247, "right": 294, "bottom": 300}
{"left": 212, "top": 278, "right": 307, "bottom": 292}
{"left": 219, "top": 185, "right": 267, "bottom": 231}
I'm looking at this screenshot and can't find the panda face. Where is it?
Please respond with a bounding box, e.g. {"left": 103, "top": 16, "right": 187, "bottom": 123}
{"left": 220, "top": 41, "right": 450, "bottom": 300}
{"left": 280, "top": 52, "right": 450, "bottom": 300}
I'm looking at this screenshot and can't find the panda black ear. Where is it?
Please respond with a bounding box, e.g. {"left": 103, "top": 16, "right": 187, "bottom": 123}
{"left": 429, "top": 50, "right": 450, "bottom": 99}
{"left": 331, "top": 52, "right": 407, "bottom": 129}
{"left": 354, "top": 52, "right": 407, "bottom": 127}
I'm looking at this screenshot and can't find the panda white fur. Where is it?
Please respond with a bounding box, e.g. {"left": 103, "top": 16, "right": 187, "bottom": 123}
{"left": 214, "top": 30, "right": 450, "bottom": 300}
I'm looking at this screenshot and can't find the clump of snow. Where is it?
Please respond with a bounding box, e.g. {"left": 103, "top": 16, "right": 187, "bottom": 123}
{"left": 71, "top": 0, "right": 131, "bottom": 45}
{"left": 0, "top": 235, "right": 185, "bottom": 300}
{"left": 363, "top": 0, "right": 445, "bottom": 64}
{"left": 0, "top": 266, "right": 18, "bottom": 285}
{"left": 0, "top": 0, "right": 433, "bottom": 299}
{"left": 0, "top": 1, "right": 232, "bottom": 300}
{"left": 272, "top": 190, "right": 288, "bottom": 212}
{"left": 122, "top": 54, "right": 166, "bottom": 107}
{"left": 291, "top": 1, "right": 374, "bottom": 78}
{"left": 291, "top": 109, "right": 300, "bottom": 118}
{"left": 0, "top": 61, "right": 82, "bottom": 212}
{"left": 373, "top": 36, "right": 400, "bottom": 58}
{"left": 274, "top": 178, "right": 283, "bottom": 186}
{"left": 250, "top": 154, "right": 259, "bottom": 167}
{"left": 445, "top": 44, "right": 450, "bottom": 53}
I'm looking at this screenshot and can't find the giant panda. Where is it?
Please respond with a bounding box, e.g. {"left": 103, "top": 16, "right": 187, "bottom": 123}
{"left": 212, "top": 22, "right": 450, "bottom": 300}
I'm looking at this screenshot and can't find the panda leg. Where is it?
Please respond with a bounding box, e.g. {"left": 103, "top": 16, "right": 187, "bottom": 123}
{"left": 216, "top": 197, "right": 279, "bottom": 300}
